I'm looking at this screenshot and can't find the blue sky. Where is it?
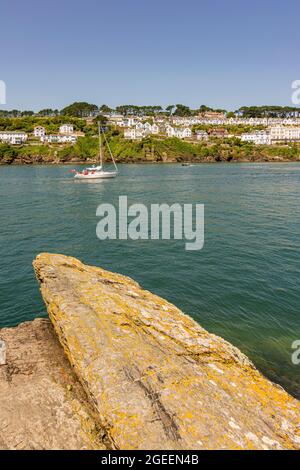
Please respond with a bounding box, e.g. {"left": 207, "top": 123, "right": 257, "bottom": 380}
{"left": 0, "top": 0, "right": 299, "bottom": 111}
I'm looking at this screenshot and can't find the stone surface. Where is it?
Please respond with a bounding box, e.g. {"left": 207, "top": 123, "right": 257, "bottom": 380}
{"left": 0, "top": 318, "right": 106, "bottom": 450}
{"left": 32, "top": 253, "right": 300, "bottom": 450}
{"left": 0, "top": 339, "right": 6, "bottom": 365}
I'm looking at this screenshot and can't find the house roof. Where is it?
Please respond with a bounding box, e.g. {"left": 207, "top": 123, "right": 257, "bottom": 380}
{"left": 0, "top": 131, "right": 27, "bottom": 134}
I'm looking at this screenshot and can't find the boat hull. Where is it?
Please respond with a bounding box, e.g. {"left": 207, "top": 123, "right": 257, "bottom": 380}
{"left": 74, "top": 171, "right": 117, "bottom": 179}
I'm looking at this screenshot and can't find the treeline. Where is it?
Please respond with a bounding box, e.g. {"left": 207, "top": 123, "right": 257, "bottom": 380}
{"left": 0, "top": 102, "right": 299, "bottom": 119}
{"left": 236, "top": 106, "right": 300, "bottom": 118}
{"left": 0, "top": 102, "right": 225, "bottom": 118}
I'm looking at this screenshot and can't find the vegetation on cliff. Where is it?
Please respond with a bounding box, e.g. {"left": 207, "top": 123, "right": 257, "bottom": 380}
{"left": 1, "top": 132, "right": 300, "bottom": 164}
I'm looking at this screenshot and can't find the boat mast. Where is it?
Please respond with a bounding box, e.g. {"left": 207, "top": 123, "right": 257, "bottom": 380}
{"left": 98, "top": 121, "right": 103, "bottom": 167}
{"left": 102, "top": 131, "right": 118, "bottom": 171}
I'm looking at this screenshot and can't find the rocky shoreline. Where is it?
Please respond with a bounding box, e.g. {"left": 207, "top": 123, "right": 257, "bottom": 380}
{"left": 0, "top": 253, "right": 299, "bottom": 450}
{"left": 1, "top": 155, "right": 300, "bottom": 165}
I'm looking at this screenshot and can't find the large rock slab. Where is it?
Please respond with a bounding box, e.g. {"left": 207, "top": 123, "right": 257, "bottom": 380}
{"left": 33, "top": 253, "right": 300, "bottom": 450}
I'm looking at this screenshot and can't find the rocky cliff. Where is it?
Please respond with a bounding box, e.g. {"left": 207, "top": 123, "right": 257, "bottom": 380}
{"left": 29, "top": 253, "right": 300, "bottom": 450}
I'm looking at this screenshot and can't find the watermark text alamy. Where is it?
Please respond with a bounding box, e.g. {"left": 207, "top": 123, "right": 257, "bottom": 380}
{"left": 96, "top": 196, "right": 204, "bottom": 251}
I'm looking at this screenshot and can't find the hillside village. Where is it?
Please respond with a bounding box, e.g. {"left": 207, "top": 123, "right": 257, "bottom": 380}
{"left": 1, "top": 109, "right": 300, "bottom": 147}
{"left": 113, "top": 112, "right": 300, "bottom": 145}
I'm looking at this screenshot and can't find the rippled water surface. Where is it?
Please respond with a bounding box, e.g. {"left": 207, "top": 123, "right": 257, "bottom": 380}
{"left": 0, "top": 163, "right": 299, "bottom": 397}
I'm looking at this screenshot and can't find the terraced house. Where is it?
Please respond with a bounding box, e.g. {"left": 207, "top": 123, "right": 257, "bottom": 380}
{"left": 0, "top": 131, "right": 28, "bottom": 145}
{"left": 240, "top": 131, "right": 271, "bottom": 145}
{"left": 59, "top": 123, "right": 74, "bottom": 134}
{"left": 41, "top": 134, "right": 77, "bottom": 144}
{"left": 269, "top": 126, "right": 300, "bottom": 142}
{"left": 166, "top": 126, "right": 192, "bottom": 139}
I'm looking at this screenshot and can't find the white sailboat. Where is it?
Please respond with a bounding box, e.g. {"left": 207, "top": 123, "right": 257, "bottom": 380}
{"left": 73, "top": 122, "right": 118, "bottom": 179}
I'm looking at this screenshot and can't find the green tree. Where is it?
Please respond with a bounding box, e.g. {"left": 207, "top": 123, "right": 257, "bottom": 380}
{"left": 99, "top": 104, "right": 113, "bottom": 114}
{"left": 166, "top": 105, "right": 175, "bottom": 115}
{"left": 38, "top": 108, "right": 55, "bottom": 116}
{"left": 198, "top": 105, "right": 212, "bottom": 114}
{"left": 174, "top": 104, "right": 191, "bottom": 116}
{"left": 61, "top": 102, "right": 98, "bottom": 117}
{"left": 0, "top": 143, "right": 17, "bottom": 163}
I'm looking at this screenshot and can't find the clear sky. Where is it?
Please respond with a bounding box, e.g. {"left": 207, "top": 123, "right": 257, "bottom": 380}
{"left": 1, "top": 0, "right": 299, "bottom": 111}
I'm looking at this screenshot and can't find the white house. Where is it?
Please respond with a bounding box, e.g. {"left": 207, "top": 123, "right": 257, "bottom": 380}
{"left": 107, "top": 114, "right": 124, "bottom": 124}
{"left": 117, "top": 117, "right": 139, "bottom": 128}
{"left": 115, "top": 119, "right": 127, "bottom": 127}
{"left": 143, "top": 122, "right": 152, "bottom": 131}
{"left": 41, "top": 134, "right": 59, "bottom": 143}
{"left": 124, "top": 128, "right": 134, "bottom": 139}
{"left": 240, "top": 131, "right": 271, "bottom": 145}
{"left": 150, "top": 123, "right": 159, "bottom": 134}
{"left": 196, "top": 130, "right": 209, "bottom": 141}
{"left": 180, "top": 127, "right": 192, "bottom": 139}
{"left": 269, "top": 126, "right": 300, "bottom": 142}
{"left": 0, "top": 131, "right": 28, "bottom": 145}
{"left": 166, "top": 126, "right": 192, "bottom": 139}
{"left": 33, "top": 126, "right": 46, "bottom": 138}
{"left": 166, "top": 126, "right": 176, "bottom": 137}
{"left": 41, "top": 134, "right": 77, "bottom": 144}
{"left": 59, "top": 123, "right": 74, "bottom": 134}
{"left": 124, "top": 128, "right": 150, "bottom": 140}
{"left": 58, "top": 134, "right": 77, "bottom": 143}
{"left": 128, "top": 118, "right": 137, "bottom": 127}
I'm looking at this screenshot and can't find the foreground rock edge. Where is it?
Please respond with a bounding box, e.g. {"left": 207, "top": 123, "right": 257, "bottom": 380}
{"left": 0, "top": 318, "right": 107, "bottom": 449}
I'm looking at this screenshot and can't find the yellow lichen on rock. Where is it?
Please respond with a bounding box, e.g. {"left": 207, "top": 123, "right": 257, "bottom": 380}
{"left": 33, "top": 253, "right": 300, "bottom": 450}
